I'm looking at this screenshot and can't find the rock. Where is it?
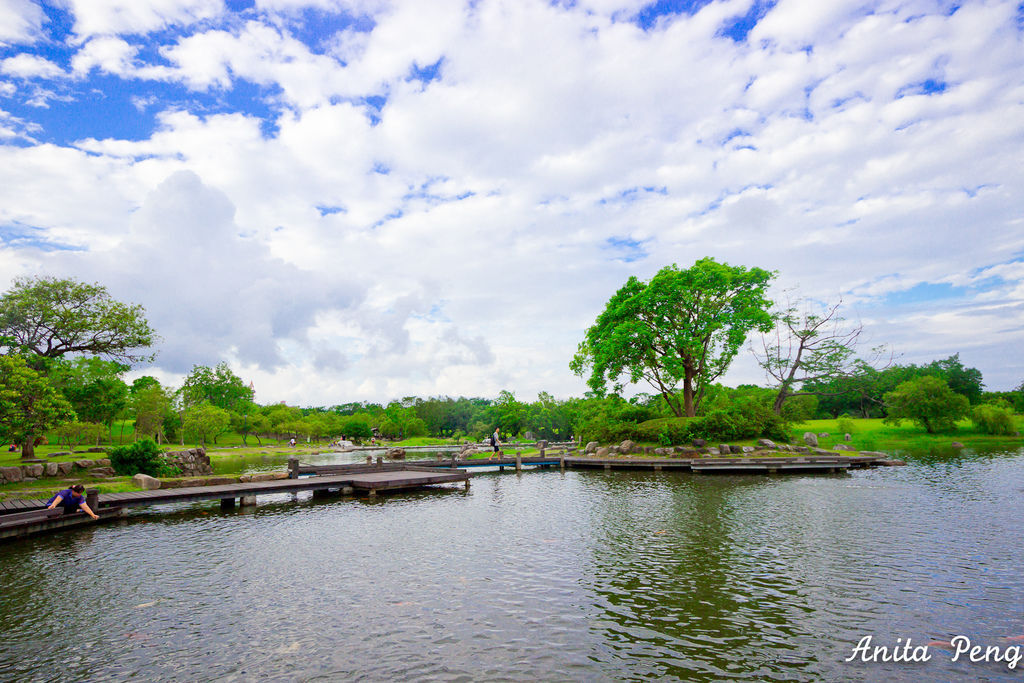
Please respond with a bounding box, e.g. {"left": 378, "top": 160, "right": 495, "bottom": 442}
{"left": 951, "top": 442, "right": 965, "bottom": 448}
{"left": 0, "top": 466, "right": 23, "bottom": 483}
{"left": 95, "top": 458, "right": 111, "bottom": 467}
{"left": 741, "top": 446, "right": 755, "bottom": 453}
{"left": 57, "top": 462, "right": 73, "bottom": 476}
{"left": 844, "top": 433, "right": 852, "bottom": 441}
{"left": 803, "top": 432, "right": 819, "bottom": 447}
{"left": 795, "top": 446, "right": 810, "bottom": 453}
{"left": 537, "top": 440, "right": 548, "bottom": 449}
{"left": 619, "top": 440, "right": 636, "bottom": 454}
{"left": 858, "top": 451, "right": 889, "bottom": 457}
{"left": 386, "top": 448, "right": 406, "bottom": 459}
{"left": 250, "top": 472, "right": 287, "bottom": 482}
{"left": 584, "top": 441, "right": 599, "bottom": 454}
{"left": 21, "top": 464, "right": 43, "bottom": 478}
{"left": 89, "top": 467, "right": 115, "bottom": 477}
{"left": 86, "top": 446, "right": 108, "bottom": 453}
{"left": 757, "top": 439, "right": 776, "bottom": 449}
{"left": 653, "top": 448, "right": 668, "bottom": 456}
{"left": 692, "top": 438, "right": 707, "bottom": 447}
{"left": 834, "top": 444, "right": 855, "bottom": 451}
{"left": 45, "top": 462, "right": 59, "bottom": 477}
{"left": 596, "top": 447, "right": 610, "bottom": 457}
{"left": 132, "top": 473, "right": 161, "bottom": 490}
{"left": 718, "top": 444, "right": 731, "bottom": 454}
{"left": 48, "top": 451, "right": 71, "bottom": 457}
{"left": 73, "top": 459, "right": 96, "bottom": 469}
{"left": 707, "top": 448, "right": 721, "bottom": 455}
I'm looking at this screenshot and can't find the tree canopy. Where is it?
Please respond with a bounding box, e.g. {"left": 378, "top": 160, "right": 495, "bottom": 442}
{"left": 0, "top": 276, "right": 156, "bottom": 366}
{"left": 571, "top": 258, "right": 775, "bottom": 417}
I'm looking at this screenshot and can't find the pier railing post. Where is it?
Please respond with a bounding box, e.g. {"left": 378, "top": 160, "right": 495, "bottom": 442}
{"left": 86, "top": 488, "right": 99, "bottom": 512}
{"left": 515, "top": 453, "right": 522, "bottom": 473}
{"left": 288, "top": 457, "right": 299, "bottom": 479}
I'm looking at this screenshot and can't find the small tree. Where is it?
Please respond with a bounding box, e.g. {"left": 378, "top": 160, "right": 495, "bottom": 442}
{"left": 971, "top": 402, "right": 1015, "bottom": 435}
{"left": 182, "top": 402, "right": 231, "bottom": 446}
{"left": 883, "top": 376, "right": 969, "bottom": 433}
{"left": 54, "top": 421, "right": 106, "bottom": 451}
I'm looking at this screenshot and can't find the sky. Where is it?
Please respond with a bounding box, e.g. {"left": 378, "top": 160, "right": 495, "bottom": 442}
{"left": 0, "top": 0, "right": 1022, "bottom": 406}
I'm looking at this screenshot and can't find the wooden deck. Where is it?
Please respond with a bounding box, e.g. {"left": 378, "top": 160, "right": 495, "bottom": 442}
{"left": 0, "top": 468, "right": 470, "bottom": 541}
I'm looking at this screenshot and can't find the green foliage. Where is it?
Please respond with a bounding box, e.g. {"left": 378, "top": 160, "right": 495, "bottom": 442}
{"left": 180, "top": 362, "right": 253, "bottom": 411}
{"left": 51, "top": 357, "right": 129, "bottom": 429}
{"left": 0, "top": 354, "right": 76, "bottom": 447}
{"left": 339, "top": 415, "right": 372, "bottom": 440}
{"left": 883, "top": 376, "right": 970, "bottom": 433}
{"left": 572, "top": 258, "right": 774, "bottom": 417}
{"left": 109, "top": 438, "right": 178, "bottom": 477}
{"left": 182, "top": 402, "right": 231, "bottom": 446}
{"left": 692, "top": 394, "right": 789, "bottom": 442}
{"left": 971, "top": 402, "right": 1015, "bottom": 435}
{"left": 54, "top": 421, "right": 105, "bottom": 450}
{"left": 0, "top": 276, "right": 155, "bottom": 365}
{"left": 836, "top": 416, "right": 856, "bottom": 435}
{"left": 132, "top": 381, "right": 173, "bottom": 443}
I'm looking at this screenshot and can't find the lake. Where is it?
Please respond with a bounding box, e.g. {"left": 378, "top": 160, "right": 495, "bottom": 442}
{"left": 2, "top": 444, "right": 1023, "bottom": 681}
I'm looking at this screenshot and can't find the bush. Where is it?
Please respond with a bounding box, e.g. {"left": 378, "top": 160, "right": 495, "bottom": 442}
{"left": 689, "top": 396, "right": 789, "bottom": 442}
{"left": 109, "top": 439, "right": 178, "bottom": 477}
{"left": 971, "top": 403, "right": 1015, "bottom": 435}
{"left": 883, "top": 376, "right": 969, "bottom": 433}
{"left": 836, "top": 416, "right": 856, "bottom": 435}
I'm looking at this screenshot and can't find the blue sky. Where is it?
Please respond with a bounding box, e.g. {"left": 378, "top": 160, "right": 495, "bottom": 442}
{"left": 1, "top": 0, "right": 1022, "bottom": 403}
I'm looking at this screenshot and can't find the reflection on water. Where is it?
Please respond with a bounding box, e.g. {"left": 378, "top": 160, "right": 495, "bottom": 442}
{"left": 2, "top": 446, "right": 1023, "bottom": 681}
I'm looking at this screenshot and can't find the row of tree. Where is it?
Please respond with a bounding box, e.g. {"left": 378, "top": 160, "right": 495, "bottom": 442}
{"left": 2, "top": 268, "right": 1021, "bottom": 459}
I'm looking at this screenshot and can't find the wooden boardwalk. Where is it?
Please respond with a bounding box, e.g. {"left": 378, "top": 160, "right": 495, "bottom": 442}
{"left": 0, "top": 468, "right": 469, "bottom": 541}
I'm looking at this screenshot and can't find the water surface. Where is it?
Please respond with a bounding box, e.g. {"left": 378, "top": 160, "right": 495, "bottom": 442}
{"left": 2, "top": 445, "right": 1023, "bottom": 681}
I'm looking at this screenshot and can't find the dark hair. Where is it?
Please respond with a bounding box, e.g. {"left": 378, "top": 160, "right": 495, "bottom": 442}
{"left": 71, "top": 484, "right": 85, "bottom": 493}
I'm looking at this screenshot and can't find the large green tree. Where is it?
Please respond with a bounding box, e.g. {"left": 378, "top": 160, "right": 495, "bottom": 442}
{"left": 179, "top": 362, "right": 253, "bottom": 411}
{"left": 0, "top": 276, "right": 155, "bottom": 456}
{"left": 51, "top": 357, "right": 130, "bottom": 443}
{"left": 571, "top": 258, "right": 774, "bottom": 417}
{"left": 0, "top": 355, "right": 76, "bottom": 450}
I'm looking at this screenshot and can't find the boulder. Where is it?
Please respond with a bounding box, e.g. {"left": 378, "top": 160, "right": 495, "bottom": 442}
{"left": 386, "top": 448, "right": 406, "bottom": 459}
{"left": 0, "top": 466, "right": 23, "bottom": 483}
{"left": 707, "top": 448, "right": 721, "bottom": 456}
{"left": 951, "top": 442, "right": 965, "bottom": 448}
{"left": 653, "top": 448, "right": 669, "bottom": 456}
{"left": 57, "top": 462, "right": 74, "bottom": 476}
{"left": 48, "top": 451, "right": 71, "bottom": 457}
{"left": 619, "top": 440, "right": 636, "bottom": 454}
{"left": 45, "top": 462, "right": 59, "bottom": 477}
{"left": 741, "top": 446, "right": 755, "bottom": 453}
{"left": 692, "top": 438, "right": 707, "bottom": 447}
{"left": 95, "top": 458, "right": 111, "bottom": 467}
{"left": 595, "top": 447, "right": 610, "bottom": 458}
{"left": 584, "top": 441, "right": 599, "bottom": 454}
{"left": 89, "top": 467, "right": 116, "bottom": 477}
{"left": 718, "top": 444, "right": 731, "bottom": 455}
{"left": 757, "top": 439, "right": 776, "bottom": 449}
{"left": 73, "top": 459, "right": 96, "bottom": 469}
{"left": 132, "top": 473, "right": 161, "bottom": 490}
{"left": 795, "top": 446, "right": 810, "bottom": 453}
{"left": 23, "top": 464, "right": 44, "bottom": 478}
{"left": 86, "top": 446, "right": 108, "bottom": 453}
{"left": 803, "top": 432, "right": 819, "bottom": 447}
{"left": 834, "top": 444, "right": 855, "bottom": 451}
{"left": 818, "top": 432, "right": 830, "bottom": 438}
{"left": 537, "top": 440, "right": 548, "bottom": 449}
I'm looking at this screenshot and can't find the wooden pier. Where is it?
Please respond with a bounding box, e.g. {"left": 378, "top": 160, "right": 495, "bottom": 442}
{"left": 0, "top": 466, "right": 469, "bottom": 541}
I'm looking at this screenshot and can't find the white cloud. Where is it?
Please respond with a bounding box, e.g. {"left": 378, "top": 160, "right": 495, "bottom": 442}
{"left": 2, "top": 0, "right": 1024, "bottom": 401}
{"left": 0, "top": 54, "right": 66, "bottom": 79}
{"left": 0, "top": 0, "right": 46, "bottom": 46}
{"left": 64, "top": 0, "right": 225, "bottom": 39}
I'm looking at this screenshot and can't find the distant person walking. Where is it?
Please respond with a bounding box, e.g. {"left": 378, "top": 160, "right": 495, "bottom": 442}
{"left": 289, "top": 437, "right": 296, "bottom": 447}
{"left": 45, "top": 484, "right": 99, "bottom": 520}
{"left": 490, "top": 427, "right": 501, "bottom": 456}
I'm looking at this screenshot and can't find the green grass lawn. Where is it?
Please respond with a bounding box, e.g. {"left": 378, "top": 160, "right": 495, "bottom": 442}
{"left": 788, "top": 416, "right": 1024, "bottom": 453}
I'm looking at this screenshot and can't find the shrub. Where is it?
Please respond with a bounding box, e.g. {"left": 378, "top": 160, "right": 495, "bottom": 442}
{"left": 836, "top": 416, "right": 856, "bottom": 435}
{"left": 971, "top": 403, "right": 1015, "bottom": 435}
{"left": 109, "top": 439, "right": 178, "bottom": 477}
{"left": 686, "top": 396, "right": 789, "bottom": 442}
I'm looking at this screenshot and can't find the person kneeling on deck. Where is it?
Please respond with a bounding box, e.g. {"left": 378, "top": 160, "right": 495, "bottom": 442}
{"left": 45, "top": 484, "right": 99, "bottom": 520}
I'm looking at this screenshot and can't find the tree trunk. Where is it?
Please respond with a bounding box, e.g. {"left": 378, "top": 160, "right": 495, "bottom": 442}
{"left": 682, "top": 368, "right": 697, "bottom": 417}
{"left": 21, "top": 436, "right": 35, "bottom": 459}
{"left": 773, "top": 387, "right": 789, "bottom": 415}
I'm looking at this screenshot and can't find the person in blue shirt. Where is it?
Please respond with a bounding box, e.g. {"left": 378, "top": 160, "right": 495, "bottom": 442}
{"left": 45, "top": 484, "right": 99, "bottom": 519}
